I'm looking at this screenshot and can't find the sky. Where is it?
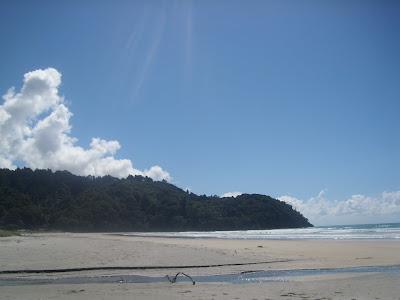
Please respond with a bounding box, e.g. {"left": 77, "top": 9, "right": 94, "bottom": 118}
{"left": 0, "top": 0, "right": 399, "bottom": 225}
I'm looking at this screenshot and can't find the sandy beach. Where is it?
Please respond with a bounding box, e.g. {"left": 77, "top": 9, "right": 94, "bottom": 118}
{"left": 1, "top": 232, "right": 400, "bottom": 299}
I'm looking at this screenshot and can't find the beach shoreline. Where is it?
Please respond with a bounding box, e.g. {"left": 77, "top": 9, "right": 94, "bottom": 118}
{"left": 1, "top": 232, "right": 400, "bottom": 299}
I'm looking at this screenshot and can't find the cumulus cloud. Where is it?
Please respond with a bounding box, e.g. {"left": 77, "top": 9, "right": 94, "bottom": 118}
{"left": 0, "top": 68, "right": 171, "bottom": 181}
{"left": 279, "top": 190, "right": 400, "bottom": 225}
{"left": 221, "top": 191, "right": 242, "bottom": 198}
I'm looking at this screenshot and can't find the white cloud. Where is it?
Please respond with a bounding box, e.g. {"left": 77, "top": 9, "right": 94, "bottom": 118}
{"left": 222, "top": 191, "right": 242, "bottom": 198}
{"left": 279, "top": 190, "right": 400, "bottom": 225}
{"left": 143, "top": 165, "right": 171, "bottom": 182}
{"left": 0, "top": 68, "right": 171, "bottom": 181}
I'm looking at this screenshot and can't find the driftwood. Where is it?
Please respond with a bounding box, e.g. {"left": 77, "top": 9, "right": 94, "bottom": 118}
{"left": 166, "top": 272, "right": 196, "bottom": 285}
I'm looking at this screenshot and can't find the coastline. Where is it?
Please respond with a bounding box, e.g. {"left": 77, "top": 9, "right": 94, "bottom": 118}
{"left": 1, "top": 232, "right": 400, "bottom": 299}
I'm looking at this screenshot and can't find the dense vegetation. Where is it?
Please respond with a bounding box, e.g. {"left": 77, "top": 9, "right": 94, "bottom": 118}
{"left": 0, "top": 168, "right": 312, "bottom": 231}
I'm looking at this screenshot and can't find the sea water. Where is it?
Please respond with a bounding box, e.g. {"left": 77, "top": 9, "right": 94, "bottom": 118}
{"left": 125, "top": 223, "right": 400, "bottom": 240}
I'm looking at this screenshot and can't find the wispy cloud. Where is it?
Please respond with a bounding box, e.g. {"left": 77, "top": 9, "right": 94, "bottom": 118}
{"left": 130, "top": 8, "right": 167, "bottom": 100}
{"left": 0, "top": 68, "right": 171, "bottom": 181}
{"left": 184, "top": 0, "right": 193, "bottom": 79}
{"left": 279, "top": 190, "right": 400, "bottom": 225}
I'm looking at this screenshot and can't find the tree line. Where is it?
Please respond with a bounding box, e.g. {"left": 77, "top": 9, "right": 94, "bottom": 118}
{"left": 0, "top": 168, "right": 312, "bottom": 231}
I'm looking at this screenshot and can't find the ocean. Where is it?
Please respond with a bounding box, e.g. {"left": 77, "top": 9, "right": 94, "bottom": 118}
{"left": 127, "top": 223, "right": 400, "bottom": 240}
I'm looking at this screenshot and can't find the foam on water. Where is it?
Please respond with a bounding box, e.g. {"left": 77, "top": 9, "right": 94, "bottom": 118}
{"left": 125, "top": 223, "right": 400, "bottom": 240}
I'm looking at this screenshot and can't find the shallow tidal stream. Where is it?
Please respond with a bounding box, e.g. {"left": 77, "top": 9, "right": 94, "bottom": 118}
{"left": 1, "top": 264, "right": 400, "bottom": 286}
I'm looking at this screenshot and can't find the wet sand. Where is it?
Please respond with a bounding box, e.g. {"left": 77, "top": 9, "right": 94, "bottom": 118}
{"left": 1, "top": 232, "right": 400, "bottom": 299}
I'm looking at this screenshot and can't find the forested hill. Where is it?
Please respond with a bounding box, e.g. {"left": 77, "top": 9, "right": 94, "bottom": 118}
{"left": 0, "top": 168, "right": 312, "bottom": 231}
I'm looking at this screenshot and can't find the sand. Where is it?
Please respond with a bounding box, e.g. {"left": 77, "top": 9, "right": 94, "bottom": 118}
{"left": 1, "top": 232, "right": 400, "bottom": 299}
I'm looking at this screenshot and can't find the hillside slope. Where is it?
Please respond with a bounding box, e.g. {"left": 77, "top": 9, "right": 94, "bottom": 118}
{"left": 0, "top": 168, "right": 312, "bottom": 231}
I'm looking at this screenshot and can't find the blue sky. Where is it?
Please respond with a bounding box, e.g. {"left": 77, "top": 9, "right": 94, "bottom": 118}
{"left": 1, "top": 0, "right": 399, "bottom": 225}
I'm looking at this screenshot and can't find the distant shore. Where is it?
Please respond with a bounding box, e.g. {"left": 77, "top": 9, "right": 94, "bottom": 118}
{"left": 1, "top": 232, "right": 400, "bottom": 299}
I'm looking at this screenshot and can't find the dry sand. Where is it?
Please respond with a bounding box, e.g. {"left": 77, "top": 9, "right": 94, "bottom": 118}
{"left": 1, "top": 232, "right": 400, "bottom": 299}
